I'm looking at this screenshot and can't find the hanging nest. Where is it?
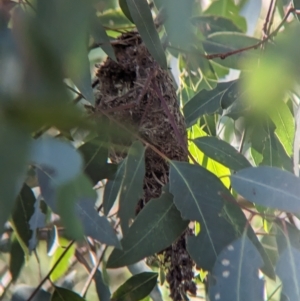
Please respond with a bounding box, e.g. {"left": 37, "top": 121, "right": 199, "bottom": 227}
{"left": 94, "top": 30, "right": 196, "bottom": 300}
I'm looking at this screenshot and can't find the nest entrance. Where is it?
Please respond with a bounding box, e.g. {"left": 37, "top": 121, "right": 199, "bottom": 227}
{"left": 95, "top": 30, "right": 196, "bottom": 300}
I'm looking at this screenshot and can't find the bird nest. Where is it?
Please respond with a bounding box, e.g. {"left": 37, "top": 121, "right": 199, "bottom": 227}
{"left": 94, "top": 30, "right": 195, "bottom": 300}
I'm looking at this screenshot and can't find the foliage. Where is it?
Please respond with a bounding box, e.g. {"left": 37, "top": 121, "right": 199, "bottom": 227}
{"left": 1, "top": 0, "right": 300, "bottom": 301}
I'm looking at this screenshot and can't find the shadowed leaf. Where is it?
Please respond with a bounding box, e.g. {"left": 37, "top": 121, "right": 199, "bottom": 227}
{"left": 125, "top": 0, "right": 167, "bottom": 69}
{"left": 107, "top": 187, "right": 188, "bottom": 268}
{"left": 111, "top": 272, "right": 158, "bottom": 301}
{"left": 119, "top": 141, "right": 145, "bottom": 235}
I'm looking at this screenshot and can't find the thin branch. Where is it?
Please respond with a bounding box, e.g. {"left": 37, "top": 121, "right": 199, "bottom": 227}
{"left": 26, "top": 240, "right": 75, "bottom": 301}
{"left": 80, "top": 245, "right": 108, "bottom": 298}
{"left": 263, "top": 0, "right": 275, "bottom": 38}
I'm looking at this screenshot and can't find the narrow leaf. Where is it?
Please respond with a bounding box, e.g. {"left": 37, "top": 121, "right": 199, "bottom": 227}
{"left": 11, "top": 184, "right": 36, "bottom": 256}
{"left": 10, "top": 236, "right": 25, "bottom": 282}
{"left": 231, "top": 166, "right": 300, "bottom": 213}
{"left": 76, "top": 199, "right": 121, "bottom": 248}
{"left": 91, "top": 16, "right": 116, "bottom": 61}
{"left": 208, "top": 236, "right": 264, "bottom": 301}
{"left": 94, "top": 270, "right": 111, "bottom": 301}
{"left": 50, "top": 237, "right": 76, "bottom": 282}
{"left": 269, "top": 101, "right": 295, "bottom": 156}
{"left": 103, "top": 160, "right": 125, "bottom": 216}
{"left": 183, "top": 81, "right": 235, "bottom": 127}
{"left": 193, "top": 137, "right": 251, "bottom": 171}
{"left": 119, "top": 141, "right": 145, "bottom": 235}
{"left": 111, "top": 272, "right": 158, "bottom": 301}
{"left": 0, "top": 122, "right": 31, "bottom": 233}
{"left": 107, "top": 187, "right": 188, "bottom": 268}
{"left": 125, "top": 0, "right": 167, "bottom": 69}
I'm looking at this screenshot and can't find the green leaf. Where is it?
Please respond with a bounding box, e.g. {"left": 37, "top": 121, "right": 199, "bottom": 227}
{"left": 94, "top": 270, "right": 111, "bottom": 301}
{"left": 125, "top": 0, "right": 167, "bottom": 69}
{"left": 119, "top": 0, "right": 134, "bottom": 23}
{"left": 50, "top": 237, "right": 76, "bottom": 282}
{"left": 0, "top": 122, "right": 31, "bottom": 233}
{"left": 107, "top": 187, "right": 188, "bottom": 268}
{"left": 203, "top": 32, "right": 260, "bottom": 69}
{"left": 191, "top": 15, "right": 243, "bottom": 36}
{"left": 103, "top": 160, "right": 126, "bottom": 215}
{"left": 10, "top": 236, "right": 25, "bottom": 282}
{"left": 79, "top": 138, "right": 117, "bottom": 185}
{"left": 208, "top": 236, "right": 264, "bottom": 301}
{"left": 51, "top": 286, "right": 86, "bottom": 301}
{"left": 183, "top": 81, "right": 235, "bottom": 127}
{"left": 204, "top": 0, "right": 247, "bottom": 32}
{"left": 11, "top": 184, "right": 36, "bottom": 256}
{"left": 193, "top": 136, "right": 251, "bottom": 171}
{"left": 71, "top": 51, "right": 95, "bottom": 105}
{"left": 169, "top": 161, "right": 238, "bottom": 269}
{"left": 119, "top": 141, "right": 145, "bottom": 235}
{"left": 91, "top": 16, "right": 117, "bottom": 61}
{"left": 111, "top": 272, "right": 158, "bottom": 301}
{"left": 231, "top": 166, "right": 300, "bottom": 213}
{"left": 268, "top": 101, "right": 295, "bottom": 156}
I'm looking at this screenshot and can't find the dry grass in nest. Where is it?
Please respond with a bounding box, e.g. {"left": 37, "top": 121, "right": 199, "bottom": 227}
{"left": 94, "top": 30, "right": 196, "bottom": 300}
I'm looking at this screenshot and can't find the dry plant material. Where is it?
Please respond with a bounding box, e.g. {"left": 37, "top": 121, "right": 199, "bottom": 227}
{"left": 95, "top": 30, "right": 196, "bottom": 300}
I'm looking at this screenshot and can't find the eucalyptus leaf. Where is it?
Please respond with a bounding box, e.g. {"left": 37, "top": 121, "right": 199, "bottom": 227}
{"left": 103, "top": 160, "right": 125, "bottom": 216}
{"left": 231, "top": 166, "right": 300, "bottom": 213}
{"left": 0, "top": 122, "right": 31, "bottom": 233}
{"left": 111, "top": 272, "right": 158, "bottom": 301}
{"left": 208, "top": 236, "right": 264, "bottom": 301}
{"left": 10, "top": 236, "right": 25, "bottom": 282}
{"left": 91, "top": 16, "right": 117, "bottom": 61}
{"left": 169, "top": 161, "right": 238, "bottom": 269}
{"left": 193, "top": 136, "right": 251, "bottom": 171}
{"left": 11, "top": 184, "right": 36, "bottom": 256}
{"left": 79, "top": 138, "right": 117, "bottom": 185}
{"left": 119, "top": 141, "right": 145, "bottom": 235}
{"left": 268, "top": 101, "right": 295, "bottom": 156}
{"left": 183, "top": 81, "right": 235, "bottom": 127}
{"left": 125, "top": 0, "right": 167, "bottom": 69}
{"left": 276, "top": 247, "right": 300, "bottom": 301}
{"left": 107, "top": 187, "right": 188, "bottom": 268}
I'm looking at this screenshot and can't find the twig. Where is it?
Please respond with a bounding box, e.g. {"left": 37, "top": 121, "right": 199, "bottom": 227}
{"left": 26, "top": 240, "right": 75, "bottom": 301}
{"left": 80, "top": 245, "right": 108, "bottom": 298}
{"left": 263, "top": 0, "right": 275, "bottom": 38}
